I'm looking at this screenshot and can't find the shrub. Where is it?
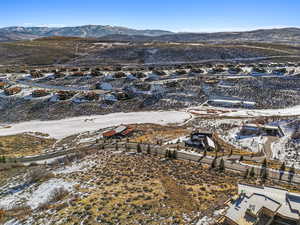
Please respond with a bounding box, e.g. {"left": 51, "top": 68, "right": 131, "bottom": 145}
{"left": 137, "top": 143, "right": 142, "bottom": 153}
{"left": 219, "top": 158, "right": 225, "bottom": 172}
{"left": 84, "top": 92, "right": 99, "bottom": 101}
{"left": 32, "top": 89, "right": 50, "bottom": 98}
{"left": 152, "top": 70, "right": 166, "bottom": 76}
{"left": 27, "top": 168, "right": 53, "bottom": 183}
{"left": 54, "top": 71, "right": 66, "bottom": 78}
{"left": 176, "top": 70, "right": 187, "bottom": 75}
{"left": 91, "top": 70, "right": 103, "bottom": 77}
{"left": 30, "top": 71, "right": 44, "bottom": 78}
{"left": 49, "top": 187, "right": 69, "bottom": 203}
{"left": 4, "top": 87, "right": 22, "bottom": 96}
{"left": 0, "top": 209, "right": 5, "bottom": 220}
{"left": 114, "top": 72, "right": 126, "bottom": 78}
{"left": 72, "top": 72, "right": 85, "bottom": 77}
{"left": 131, "top": 72, "right": 146, "bottom": 78}
{"left": 57, "top": 91, "right": 75, "bottom": 100}
{"left": 210, "top": 157, "right": 217, "bottom": 169}
{"left": 249, "top": 167, "right": 255, "bottom": 177}
{"left": 0, "top": 82, "right": 7, "bottom": 89}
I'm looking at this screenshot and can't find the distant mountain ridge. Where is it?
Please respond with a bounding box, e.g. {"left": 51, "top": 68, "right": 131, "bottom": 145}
{"left": 1, "top": 25, "right": 300, "bottom": 44}
{"left": 98, "top": 27, "right": 300, "bottom": 44}
{"left": 0, "top": 25, "right": 173, "bottom": 41}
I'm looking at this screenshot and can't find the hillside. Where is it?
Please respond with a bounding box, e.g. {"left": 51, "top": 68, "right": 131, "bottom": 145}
{"left": 0, "top": 25, "right": 173, "bottom": 41}
{"left": 99, "top": 28, "right": 300, "bottom": 44}
{"left": 0, "top": 37, "right": 299, "bottom": 66}
{"left": 1, "top": 26, "right": 300, "bottom": 44}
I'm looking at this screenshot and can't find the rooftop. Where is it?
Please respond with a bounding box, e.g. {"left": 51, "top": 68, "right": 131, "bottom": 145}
{"left": 223, "top": 183, "right": 300, "bottom": 224}
{"left": 243, "top": 123, "right": 280, "bottom": 130}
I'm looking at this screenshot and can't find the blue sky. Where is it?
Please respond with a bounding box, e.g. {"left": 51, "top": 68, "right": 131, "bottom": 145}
{"left": 1, "top": 0, "right": 300, "bottom": 32}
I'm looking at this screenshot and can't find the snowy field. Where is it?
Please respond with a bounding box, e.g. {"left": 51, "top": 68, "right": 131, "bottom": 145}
{"left": 0, "top": 178, "right": 75, "bottom": 210}
{"left": 220, "top": 127, "right": 267, "bottom": 153}
{"left": 0, "top": 111, "right": 190, "bottom": 139}
{"left": 224, "top": 105, "right": 300, "bottom": 117}
{"left": 189, "top": 105, "right": 300, "bottom": 117}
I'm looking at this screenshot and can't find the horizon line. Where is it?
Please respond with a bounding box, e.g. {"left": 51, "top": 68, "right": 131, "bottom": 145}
{"left": 1, "top": 24, "right": 300, "bottom": 34}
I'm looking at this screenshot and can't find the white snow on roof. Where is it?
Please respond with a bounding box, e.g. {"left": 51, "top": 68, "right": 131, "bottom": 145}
{"left": 206, "top": 136, "right": 215, "bottom": 148}
{"left": 115, "top": 125, "right": 127, "bottom": 133}
{"left": 209, "top": 99, "right": 256, "bottom": 105}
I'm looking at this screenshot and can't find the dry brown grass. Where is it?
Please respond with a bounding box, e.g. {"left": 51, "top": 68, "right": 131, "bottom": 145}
{"left": 48, "top": 152, "right": 240, "bottom": 224}
{"left": 2, "top": 205, "right": 32, "bottom": 222}
{"left": 160, "top": 175, "right": 198, "bottom": 212}
{"left": 0, "top": 133, "right": 55, "bottom": 157}
{"left": 129, "top": 124, "right": 191, "bottom": 144}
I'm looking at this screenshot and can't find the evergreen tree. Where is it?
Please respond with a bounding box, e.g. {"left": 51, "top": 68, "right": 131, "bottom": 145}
{"left": 210, "top": 157, "right": 217, "bottom": 169}
{"left": 137, "top": 143, "right": 142, "bottom": 153}
{"left": 262, "top": 158, "right": 267, "bottom": 168}
{"left": 280, "top": 162, "right": 286, "bottom": 172}
{"left": 147, "top": 144, "right": 151, "bottom": 154}
{"left": 219, "top": 158, "right": 225, "bottom": 172}
{"left": 249, "top": 167, "right": 255, "bottom": 177}
{"left": 260, "top": 158, "right": 268, "bottom": 178}
{"left": 165, "top": 149, "right": 169, "bottom": 158}
{"left": 261, "top": 167, "right": 268, "bottom": 181}
{"left": 279, "top": 162, "right": 286, "bottom": 180}
{"left": 215, "top": 151, "right": 218, "bottom": 158}
{"left": 244, "top": 168, "right": 249, "bottom": 179}
{"left": 167, "top": 150, "right": 172, "bottom": 159}
{"left": 239, "top": 155, "right": 244, "bottom": 162}
{"left": 172, "top": 150, "right": 177, "bottom": 159}
{"left": 288, "top": 165, "right": 295, "bottom": 183}
{"left": 203, "top": 149, "right": 207, "bottom": 158}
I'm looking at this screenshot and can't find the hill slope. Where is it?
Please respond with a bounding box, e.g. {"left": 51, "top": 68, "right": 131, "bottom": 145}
{"left": 0, "top": 25, "right": 173, "bottom": 41}
{"left": 99, "top": 28, "right": 300, "bottom": 44}
{"left": 1, "top": 26, "right": 300, "bottom": 44}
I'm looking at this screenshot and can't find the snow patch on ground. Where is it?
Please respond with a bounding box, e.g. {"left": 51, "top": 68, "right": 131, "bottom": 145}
{"left": 164, "top": 136, "right": 189, "bottom": 145}
{"left": 190, "top": 105, "right": 300, "bottom": 117}
{"left": 0, "top": 111, "right": 190, "bottom": 139}
{"left": 220, "top": 127, "right": 267, "bottom": 153}
{"left": 27, "top": 179, "right": 74, "bottom": 209}
{"left": 196, "top": 216, "right": 213, "bottom": 225}
{"left": 54, "top": 160, "right": 95, "bottom": 174}
{"left": 0, "top": 178, "right": 74, "bottom": 210}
